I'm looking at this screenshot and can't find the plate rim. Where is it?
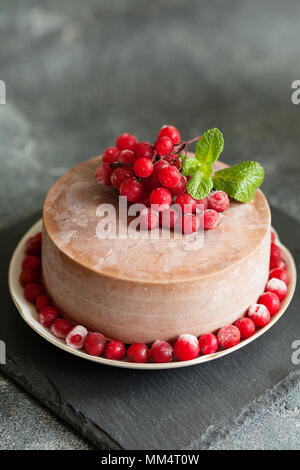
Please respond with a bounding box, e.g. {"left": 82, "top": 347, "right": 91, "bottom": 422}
{"left": 8, "top": 219, "right": 297, "bottom": 370}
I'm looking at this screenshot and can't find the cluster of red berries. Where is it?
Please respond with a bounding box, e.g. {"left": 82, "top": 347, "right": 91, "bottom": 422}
{"left": 20, "top": 230, "right": 288, "bottom": 363}
{"left": 95, "top": 126, "right": 230, "bottom": 234}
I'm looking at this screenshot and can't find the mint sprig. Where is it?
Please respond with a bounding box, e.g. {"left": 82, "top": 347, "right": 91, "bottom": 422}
{"left": 186, "top": 168, "right": 213, "bottom": 200}
{"left": 195, "top": 128, "right": 224, "bottom": 165}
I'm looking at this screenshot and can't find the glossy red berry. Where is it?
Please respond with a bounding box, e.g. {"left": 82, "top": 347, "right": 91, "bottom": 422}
{"left": 39, "top": 306, "right": 59, "bottom": 328}
{"left": 160, "top": 208, "right": 180, "bottom": 229}
{"left": 95, "top": 163, "right": 113, "bottom": 186}
{"left": 135, "top": 142, "right": 154, "bottom": 160}
{"left": 127, "top": 343, "right": 150, "bottom": 363}
{"left": 158, "top": 165, "right": 180, "bottom": 189}
{"left": 150, "top": 340, "right": 173, "bottom": 363}
{"left": 174, "top": 334, "right": 200, "bottom": 361}
{"left": 139, "top": 208, "right": 160, "bottom": 230}
{"left": 102, "top": 146, "right": 119, "bottom": 164}
{"left": 171, "top": 175, "right": 187, "bottom": 196}
{"left": 116, "top": 133, "right": 137, "bottom": 151}
{"left": 104, "top": 340, "right": 126, "bottom": 360}
{"left": 36, "top": 295, "right": 50, "bottom": 312}
{"left": 84, "top": 332, "right": 106, "bottom": 356}
{"left": 149, "top": 187, "right": 172, "bottom": 211}
{"left": 176, "top": 193, "right": 197, "bottom": 214}
{"left": 199, "top": 333, "right": 219, "bottom": 355}
{"left": 133, "top": 157, "right": 153, "bottom": 178}
{"left": 265, "top": 278, "right": 287, "bottom": 301}
{"left": 208, "top": 191, "right": 229, "bottom": 212}
{"left": 19, "top": 269, "right": 40, "bottom": 287}
{"left": 120, "top": 177, "right": 143, "bottom": 202}
{"left": 155, "top": 136, "right": 173, "bottom": 156}
{"left": 217, "top": 325, "right": 241, "bottom": 349}
{"left": 269, "top": 268, "right": 289, "bottom": 285}
{"left": 25, "top": 234, "right": 42, "bottom": 256}
{"left": 66, "top": 325, "right": 88, "bottom": 350}
{"left": 24, "top": 283, "right": 43, "bottom": 303}
{"left": 50, "top": 318, "right": 72, "bottom": 339}
{"left": 203, "top": 209, "right": 219, "bottom": 230}
{"left": 22, "top": 255, "right": 41, "bottom": 271}
{"left": 248, "top": 304, "right": 270, "bottom": 327}
{"left": 111, "top": 166, "right": 134, "bottom": 189}
{"left": 270, "top": 243, "right": 282, "bottom": 259}
{"left": 270, "top": 256, "right": 286, "bottom": 270}
{"left": 163, "top": 154, "right": 181, "bottom": 169}
{"left": 235, "top": 317, "right": 256, "bottom": 339}
{"left": 158, "top": 125, "right": 181, "bottom": 145}
{"left": 180, "top": 214, "right": 201, "bottom": 234}
{"left": 116, "top": 149, "right": 135, "bottom": 165}
{"left": 258, "top": 292, "right": 280, "bottom": 316}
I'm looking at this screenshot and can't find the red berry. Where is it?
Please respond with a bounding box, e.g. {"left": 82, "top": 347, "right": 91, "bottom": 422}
{"left": 66, "top": 325, "right": 88, "bottom": 350}
{"left": 158, "top": 165, "right": 180, "bottom": 189}
{"left": 137, "top": 192, "right": 150, "bottom": 206}
{"left": 149, "top": 187, "right": 172, "bottom": 211}
{"left": 217, "top": 325, "right": 241, "bottom": 349}
{"left": 265, "top": 278, "right": 287, "bottom": 301}
{"left": 203, "top": 209, "right": 219, "bottom": 230}
{"left": 199, "top": 333, "right": 219, "bottom": 355}
{"left": 133, "top": 157, "right": 153, "bottom": 178}
{"left": 235, "top": 317, "right": 256, "bottom": 339}
{"left": 135, "top": 142, "right": 154, "bottom": 160}
{"left": 160, "top": 208, "right": 180, "bottom": 229}
{"left": 180, "top": 214, "right": 201, "bottom": 234}
{"left": 139, "top": 208, "right": 160, "bottom": 230}
{"left": 36, "top": 295, "right": 50, "bottom": 312}
{"left": 163, "top": 154, "right": 181, "bottom": 169}
{"left": 152, "top": 159, "right": 169, "bottom": 178}
{"left": 248, "top": 304, "right": 270, "bottom": 327}
{"left": 19, "top": 269, "right": 40, "bottom": 287}
{"left": 258, "top": 292, "right": 281, "bottom": 316}
{"left": 271, "top": 231, "right": 276, "bottom": 243}
{"left": 22, "top": 255, "right": 41, "bottom": 271}
{"left": 270, "top": 243, "right": 282, "bottom": 259}
{"left": 50, "top": 318, "right": 72, "bottom": 339}
{"left": 24, "top": 283, "right": 43, "bottom": 303}
{"left": 95, "top": 163, "right": 113, "bottom": 186}
{"left": 155, "top": 136, "right": 173, "bottom": 156}
{"left": 104, "top": 340, "right": 126, "bottom": 360}
{"left": 39, "top": 306, "right": 59, "bottom": 328}
{"left": 120, "top": 177, "right": 143, "bottom": 202}
{"left": 171, "top": 175, "right": 187, "bottom": 196}
{"left": 84, "top": 332, "right": 106, "bottom": 356}
{"left": 208, "top": 191, "right": 229, "bottom": 212}
{"left": 176, "top": 193, "right": 197, "bottom": 214}
{"left": 194, "top": 197, "right": 208, "bottom": 211}
{"left": 270, "top": 256, "right": 286, "bottom": 270}
{"left": 111, "top": 166, "right": 134, "bottom": 189}
{"left": 269, "top": 268, "right": 289, "bottom": 285}
{"left": 25, "top": 234, "right": 42, "bottom": 256}
{"left": 102, "top": 146, "right": 119, "bottom": 164}
{"left": 116, "top": 149, "right": 135, "bottom": 165}
{"left": 151, "top": 340, "right": 173, "bottom": 363}
{"left": 127, "top": 343, "right": 150, "bottom": 363}
{"left": 116, "top": 133, "right": 137, "bottom": 151}
{"left": 158, "top": 125, "right": 181, "bottom": 145}
{"left": 174, "top": 334, "right": 200, "bottom": 361}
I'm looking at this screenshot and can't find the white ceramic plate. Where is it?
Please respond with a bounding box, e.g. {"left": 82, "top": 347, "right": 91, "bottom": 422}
{"left": 8, "top": 219, "right": 297, "bottom": 370}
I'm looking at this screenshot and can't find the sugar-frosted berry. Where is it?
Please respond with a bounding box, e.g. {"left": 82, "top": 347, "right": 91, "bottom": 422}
{"left": 158, "top": 165, "right": 180, "bottom": 189}
{"left": 117, "top": 149, "right": 135, "bottom": 165}
{"left": 155, "top": 136, "right": 173, "bottom": 156}
{"left": 235, "top": 317, "right": 256, "bottom": 339}
{"left": 102, "top": 146, "right": 119, "bottom": 164}
{"left": 248, "top": 304, "right": 270, "bottom": 327}
{"left": 104, "top": 340, "right": 126, "bottom": 360}
{"left": 258, "top": 292, "right": 280, "bottom": 316}
{"left": 135, "top": 142, "right": 154, "bottom": 160}
{"left": 24, "top": 283, "right": 43, "bottom": 303}
{"left": 95, "top": 163, "right": 113, "bottom": 186}
{"left": 199, "top": 333, "right": 218, "bottom": 355}
{"left": 66, "top": 325, "right": 88, "bottom": 350}
{"left": 174, "top": 334, "right": 200, "bottom": 361}
{"left": 195, "top": 197, "right": 208, "bottom": 211}
{"left": 149, "top": 187, "right": 172, "bottom": 211}
{"left": 25, "top": 234, "right": 42, "bottom": 256}
{"left": 208, "top": 191, "right": 229, "bottom": 212}
{"left": 50, "top": 318, "right": 72, "bottom": 339}
{"left": 266, "top": 278, "right": 287, "bottom": 301}
{"left": 203, "top": 209, "right": 219, "bottom": 230}
{"left": 157, "top": 125, "right": 181, "bottom": 145}
{"left": 120, "top": 177, "right": 143, "bottom": 202}
{"left": 140, "top": 208, "right": 160, "bottom": 230}
{"left": 171, "top": 174, "right": 187, "bottom": 196}
{"left": 111, "top": 166, "right": 134, "bottom": 189}
{"left": 36, "top": 295, "right": 50, "bottom": 312}
{"left": 270, "top": 256, "right": 286, "bottom": 270}
{"left": 218, "top": 325, "right": 241, "bottom": 349}
{"left": 39, "top": 306, "right": 59, "bottom": 328}
{"left": 180, "top": 214, "right": 201, "bottom": 234}
{"left": 84, "top": 332, "right": 106, "bottom": 356}
{"left": 19, "top": 269, "right": 40, "bottom": 286}
{"left": 151, "top": 340, "right": 173, "bottom": 363}
{"left": 269, "top": 268, "right": 289, "bottom": 285}
{"left": 22, "top": 255, "right": 41, "bottom": 271}
{"left": 270, "top": 243, "right": 282, "bottom": 259}
{"left": 160, "top": 208, "right": 180, "bottom": 229}
{"left": 116, "top": 133, "right": 137, "bottom": 151}
{"left": 133, "top": 157, "right": 153, "bottom": 178}
{"left": 127, "top": 343, "right": 150, "bottom": 363}
{"left": 176, "top": 193, "right": 197, "bottom": 214}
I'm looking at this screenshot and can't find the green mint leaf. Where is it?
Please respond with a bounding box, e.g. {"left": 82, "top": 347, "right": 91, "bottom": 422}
{"left": 213, "top": 161, "right": 264, "bottom": 203}
{"left": 195, "top": 128, "right": 224, "bottom": 165}
{"left": 181, "top": 158, "right": 201, "bottom": 176}
{"left": 186, "top": 169, "right": 213, "bottom": 200}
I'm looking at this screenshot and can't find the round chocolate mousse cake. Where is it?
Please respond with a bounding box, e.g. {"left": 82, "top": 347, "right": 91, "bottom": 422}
{"left": 42, "top": 149, "right": 271, "bottom": 344}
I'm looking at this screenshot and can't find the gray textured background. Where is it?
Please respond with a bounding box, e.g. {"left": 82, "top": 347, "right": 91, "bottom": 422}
{"left": 0, "top": 0, "right": 300, "bottom": 450}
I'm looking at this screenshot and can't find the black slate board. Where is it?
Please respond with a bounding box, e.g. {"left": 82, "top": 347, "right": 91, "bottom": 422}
{"left": 1, "top": 208, "right": 300, "bottom": 450}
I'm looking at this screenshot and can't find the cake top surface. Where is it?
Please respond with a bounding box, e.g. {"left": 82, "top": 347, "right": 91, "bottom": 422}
{"left": 43, "top": 156, "right": 271, "bottom": 283}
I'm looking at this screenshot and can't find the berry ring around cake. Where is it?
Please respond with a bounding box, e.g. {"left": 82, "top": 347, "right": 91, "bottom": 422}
{"left": 8, "top": 126, "right": 297, "bottom": 369}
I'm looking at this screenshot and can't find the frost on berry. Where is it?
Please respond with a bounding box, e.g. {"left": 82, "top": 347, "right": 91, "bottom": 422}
{"left": 66, "top": 325, "right": 88, "bottom": 350}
